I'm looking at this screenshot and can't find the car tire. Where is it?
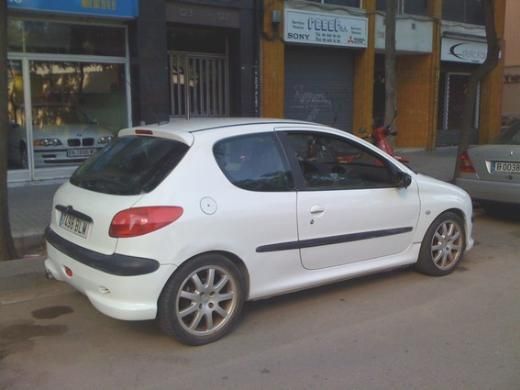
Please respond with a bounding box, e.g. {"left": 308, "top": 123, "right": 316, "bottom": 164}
{"left": 157, "top": 253, "right": 246, "bottom": 345}
{"left": 415, "top": 212, "right": 466, "bottom": 276}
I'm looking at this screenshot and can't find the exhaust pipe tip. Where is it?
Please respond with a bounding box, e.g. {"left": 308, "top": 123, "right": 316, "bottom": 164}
{"left": 45, "top": 269, "right": 55, "bottom": 280}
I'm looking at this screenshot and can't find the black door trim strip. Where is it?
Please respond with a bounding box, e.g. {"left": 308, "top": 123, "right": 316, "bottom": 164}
{"left": 256, "top": 227, "right": 413, "bottom": 253}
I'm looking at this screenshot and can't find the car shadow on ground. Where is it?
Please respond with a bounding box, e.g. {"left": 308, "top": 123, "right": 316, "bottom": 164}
{"left": 118, "top": 266, "right": 420, "bottom": 342}
{"left": 245, "top": 266, "right": 418, "bottom": 315}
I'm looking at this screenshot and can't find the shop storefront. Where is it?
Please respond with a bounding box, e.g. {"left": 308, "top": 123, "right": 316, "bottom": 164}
{"left": 437, "top": 32, "right": 487, "bottom": 146}
{"left": 165, "top": 0, "right": 257, "bottom": 119}
{"left": 7, "top": 0, "right": 137, "bottom": 183}
{"left": 282, "top": 3, "right": 367, "bottom": 131}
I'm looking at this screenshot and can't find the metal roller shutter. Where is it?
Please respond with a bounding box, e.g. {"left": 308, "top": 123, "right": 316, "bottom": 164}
{"left": 284, "top": 46, "right": 354, "bottom": 131}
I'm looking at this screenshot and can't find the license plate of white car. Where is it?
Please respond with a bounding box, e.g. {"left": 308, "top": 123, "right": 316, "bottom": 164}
{"left": 493, "top": 161, "right": 520, "bottom": 174}
{"left": 67, "top": 148, "right": 96, "bottom": 157}
{"left": 59, "top": 213, "right": 90, "bottom": 238}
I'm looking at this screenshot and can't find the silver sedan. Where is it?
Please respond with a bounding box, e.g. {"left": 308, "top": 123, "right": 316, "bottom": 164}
{"left": 456, "top": 123, "right": 520, "bottom": 214}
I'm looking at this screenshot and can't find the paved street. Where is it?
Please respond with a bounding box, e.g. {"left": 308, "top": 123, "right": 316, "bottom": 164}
{"left": 1, "top": 212, "right": 519, "bottom": 390}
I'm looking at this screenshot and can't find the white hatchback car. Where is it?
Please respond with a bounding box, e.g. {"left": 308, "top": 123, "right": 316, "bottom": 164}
{"left": 45, "top": 118, "right": 474, "bottom": 345}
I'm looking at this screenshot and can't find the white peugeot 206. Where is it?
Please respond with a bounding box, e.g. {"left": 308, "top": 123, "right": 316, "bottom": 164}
{"left": 45, "top": 118, "right": 474, "bottom": 345}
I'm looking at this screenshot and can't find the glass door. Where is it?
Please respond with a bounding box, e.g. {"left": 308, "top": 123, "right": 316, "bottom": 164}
{"left": 437, "top": 72, "right": 481, "bottom": 146}
{"left": 170, "top": 52, "right": 229, "bottom": 119}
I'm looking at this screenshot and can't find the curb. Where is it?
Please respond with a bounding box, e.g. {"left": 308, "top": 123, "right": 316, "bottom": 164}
{"left": 14, "top": 233, "right": 46, "bottom": 257}
{"left": 0, "top": 256, "right": 46, "bottom": 278}
{"left": 0, "top": 257, "right": 73, "bottom": 305}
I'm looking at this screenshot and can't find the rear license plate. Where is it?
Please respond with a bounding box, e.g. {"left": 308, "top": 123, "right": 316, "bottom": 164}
{"left": 67, "top": 148, "right": 96, "bottom": 158}
{"left": 59, "top": 213, "right": 90, "bottom": 238}
{"left": 493, "top": 161, "right": 520, "bottom": 174}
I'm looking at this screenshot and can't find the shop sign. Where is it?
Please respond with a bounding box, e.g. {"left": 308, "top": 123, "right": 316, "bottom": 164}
{"left": 7, "top": 0, "right": 139, "bottom": 18}
{"left": 167, "top": 3, "right": 239, "bottom": 28}
{"left": 441, "top": 38, "right": 487, "bottom": 64}
{"left": 284, "top": 8, "right": 368, "bottom": 48}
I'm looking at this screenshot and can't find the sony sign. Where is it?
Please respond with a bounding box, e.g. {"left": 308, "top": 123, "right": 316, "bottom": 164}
{"left": 284, "top": 8, "right": 368, "bottom": 48}
{"left": 441, "top": 38, "right": 487, "bottom": 64}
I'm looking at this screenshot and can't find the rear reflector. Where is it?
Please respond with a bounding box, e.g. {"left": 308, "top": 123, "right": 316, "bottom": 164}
{"left": 109, "top": 206, "right": 183, "bottom": 238}
{"left": 135, "top": 129, "right": 154, "bottom": 136}
{"left": 459, "top": 151, "right": 476, "bottom": 173}
{"left": 64, "top": 266, "right": 73, "bottom": 278}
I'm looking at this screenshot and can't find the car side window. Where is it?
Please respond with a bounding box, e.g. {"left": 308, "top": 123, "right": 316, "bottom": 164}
{"left": 284, "top": 132, "right": 396, "bottom": 190}
{"left": 213, "top": 133, "right": 293, "bottom": 192}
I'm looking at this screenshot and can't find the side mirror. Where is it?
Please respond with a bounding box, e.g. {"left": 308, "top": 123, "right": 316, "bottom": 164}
{"left": 394, "top": 171, "right": 412, "bottom": 188}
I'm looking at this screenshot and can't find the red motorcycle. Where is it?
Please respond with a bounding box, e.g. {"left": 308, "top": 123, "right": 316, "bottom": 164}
{"left": 371, "top": 118, "right": 409, "bottom": 164}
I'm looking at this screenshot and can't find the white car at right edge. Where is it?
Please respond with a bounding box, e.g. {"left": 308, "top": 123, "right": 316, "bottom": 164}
{"left": 44, "top": 118, "right": 474, "bottom": 345}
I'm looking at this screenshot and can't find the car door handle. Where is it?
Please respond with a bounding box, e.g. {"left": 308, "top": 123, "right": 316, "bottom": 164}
{"left": 310, "top": 206, "right": 325, "bottom": 215}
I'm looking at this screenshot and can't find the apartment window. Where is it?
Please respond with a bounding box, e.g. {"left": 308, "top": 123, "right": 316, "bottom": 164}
{"left": 377, "top": 0, "right": 428, "bottom": 16}
{"left": 306, "top": 0, "right": 361, "bottom": 7}
{"left": 443, "top": 0, "right": 485, "bottom": 25}
{"left": 403, "top": 0, "right": 428, "bottom": 15}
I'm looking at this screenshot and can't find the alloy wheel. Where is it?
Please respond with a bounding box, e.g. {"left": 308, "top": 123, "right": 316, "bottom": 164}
{"left": 175, "top": 265, "right": 238, "bottom": 337}
{"left": 430, "top": 220, "right": 463, "bottom": 271}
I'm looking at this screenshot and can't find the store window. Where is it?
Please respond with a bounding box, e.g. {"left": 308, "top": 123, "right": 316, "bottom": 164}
{"left": 306, "top": 0, "right": 361, "bottom": 7}
{"left": 8, "top": 20, "right": 125, "bottom": 56}
{"left": 377, "top": 0, "right": 428, "bottom": 16}
{"left": 7, "top": 19, "right": 129, "bottom": 179}
{"left": 29, "top": 61, "right": 127, "bottom": 169}
{"left": 442, "top": 0, "right": 485, "bottom": 25}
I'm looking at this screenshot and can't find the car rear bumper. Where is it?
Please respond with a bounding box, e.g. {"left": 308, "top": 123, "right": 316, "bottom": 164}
{"left": 46, "top": 227, "right": 159, "bottom": 276}
{"left": 45, "top": 229, "right": 176, "bottom": 321}
{"left": 456, "top": 177, "right": 520, "bottom": 205}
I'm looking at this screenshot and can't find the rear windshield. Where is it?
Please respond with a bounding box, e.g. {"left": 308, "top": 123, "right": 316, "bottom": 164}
{"left": 70, "top": 136, "right": 189, "bottom": 195}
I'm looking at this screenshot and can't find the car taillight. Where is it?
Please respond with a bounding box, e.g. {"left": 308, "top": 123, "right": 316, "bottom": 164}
{"left": 459, "top": 151, "right": 476, "bottom": 173}
{"left": 109, "top": 207, "right": 183, "bottom": 238}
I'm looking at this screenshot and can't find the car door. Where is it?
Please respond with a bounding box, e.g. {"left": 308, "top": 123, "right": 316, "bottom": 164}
{"left": 280, "top": 129, "right": 421, "bottom": 270}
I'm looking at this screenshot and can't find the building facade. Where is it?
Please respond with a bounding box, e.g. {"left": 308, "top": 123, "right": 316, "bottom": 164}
{"left": 130, "top": 0, "right": 259, "bottom": 125}
{"left": 6, "top": 0, "right": 506, "bottom": 184}
{"left": 261, "top": 0, "right": 506, "bottom": 150}
{"left": 502, "top": 0, "right": 520, "bottom": 126}
{"left": 6, "top": 0, "right": 260, "bottom": 184}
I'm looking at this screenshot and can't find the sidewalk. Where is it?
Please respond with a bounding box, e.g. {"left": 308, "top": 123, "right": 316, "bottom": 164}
{"left": 5, "top": 147, "right": 458, "bottom": 257}
{"left": 0, "top": 256, "right": 72, "bottom": 305}
{"left": 8, "top": 181, "right": 63, "bottom": 256}
{"left": 399, "top": 146, "right": 457, "bottom": 182}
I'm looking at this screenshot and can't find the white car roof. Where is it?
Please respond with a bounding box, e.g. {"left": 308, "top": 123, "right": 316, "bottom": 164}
{"left": 160, "top": 118, "right": 313, "bottom": 132}
{"left": 118, "top": 118, "right": 314, "bottom": 146}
